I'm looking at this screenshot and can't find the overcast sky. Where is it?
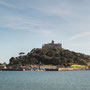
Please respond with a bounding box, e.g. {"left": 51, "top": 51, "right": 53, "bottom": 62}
{"left": 0, "top": 0, "right": 90, "bottom": 63}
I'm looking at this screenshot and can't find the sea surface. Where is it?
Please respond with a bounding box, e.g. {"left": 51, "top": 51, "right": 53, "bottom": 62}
{"left": 0, "top": 70, "right": 90, "bottom": 90}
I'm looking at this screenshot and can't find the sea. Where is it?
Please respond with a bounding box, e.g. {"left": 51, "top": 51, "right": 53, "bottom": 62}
{"left": 0, "top": 71, "right": 90, "bottom": 90}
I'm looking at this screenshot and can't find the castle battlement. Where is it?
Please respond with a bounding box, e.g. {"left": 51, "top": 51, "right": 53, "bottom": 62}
{"left": 42, "top": 40, "right": 62, "bottom": 50}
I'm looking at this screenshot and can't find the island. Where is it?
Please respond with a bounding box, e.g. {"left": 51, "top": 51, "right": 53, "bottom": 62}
{"left": 0, "top": 40, "right": 90, "bottom": 71}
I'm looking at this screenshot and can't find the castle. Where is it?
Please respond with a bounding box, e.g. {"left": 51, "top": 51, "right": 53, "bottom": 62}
{"left": 42, "top": 40, "right": 62, "bottom": 50}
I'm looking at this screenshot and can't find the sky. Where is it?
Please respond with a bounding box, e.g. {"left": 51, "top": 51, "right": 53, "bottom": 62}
{"left": 0, "top": 0, "right": 90, "bottom": 63}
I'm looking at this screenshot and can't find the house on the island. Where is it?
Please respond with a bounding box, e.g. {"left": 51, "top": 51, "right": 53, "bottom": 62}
{"left": 42, "top": 40, "right": 62, "bottom": 50}
{"left": 0, "top": 65, "right": 7, "bottom": 70}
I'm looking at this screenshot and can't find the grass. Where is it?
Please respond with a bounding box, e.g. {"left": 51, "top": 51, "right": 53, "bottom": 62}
{"left": 71, "top": 64, "right": 87, "bottom": 67}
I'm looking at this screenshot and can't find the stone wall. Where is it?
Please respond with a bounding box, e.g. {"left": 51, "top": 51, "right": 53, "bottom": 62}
{"left": 58, "top": 67, "right": 89, "bottom": 71}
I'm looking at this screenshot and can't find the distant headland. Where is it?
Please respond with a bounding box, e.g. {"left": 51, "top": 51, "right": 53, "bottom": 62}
{"left": 0, "top": 40, "right": 90, "bottom": 71}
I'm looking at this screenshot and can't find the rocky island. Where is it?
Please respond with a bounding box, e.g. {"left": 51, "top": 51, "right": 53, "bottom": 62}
{"left": 0, "top": 41, "right": 90, "bottom": 71}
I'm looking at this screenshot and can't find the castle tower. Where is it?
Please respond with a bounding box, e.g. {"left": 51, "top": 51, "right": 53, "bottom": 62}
{"left": 52, "top": 40, "right": 54, "bottom": 44}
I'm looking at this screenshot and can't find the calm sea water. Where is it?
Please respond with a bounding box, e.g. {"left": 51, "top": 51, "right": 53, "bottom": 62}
{"left": 0, "top": 71, "right": 90, "bottom": 90}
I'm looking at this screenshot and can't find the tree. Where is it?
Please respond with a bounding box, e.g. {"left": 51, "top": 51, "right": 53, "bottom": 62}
{"left": 9, "top": 57, "right": 15, "bottom": 65}
{"left": 9, "top": 48, "right": 90, "bottom": 66}
{"left": 78, "top": 59, "right": 87, "bottom": 65}
{"left": 19, "top": 52, "right": 25, "bottom": 56}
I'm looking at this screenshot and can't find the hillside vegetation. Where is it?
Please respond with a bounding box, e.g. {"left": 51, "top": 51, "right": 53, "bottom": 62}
{"left": 9, "top": 48, "right": 90, "bottom": 67}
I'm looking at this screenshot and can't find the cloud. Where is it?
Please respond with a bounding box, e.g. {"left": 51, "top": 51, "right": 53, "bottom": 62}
{"left": 29, "top": 0, "right": 90, "bottom": 17}
{"left": 1, "top": 0, "right": 90, "bottom": 38}
{"left": 0, "top": 1, "right": 19, "bottom": 9}
{"left": 0, "top": 0, "right": 72, "bottom": 16}
{"left": 68, "top": 32, "right": 90, "bottom": 41}
{"left": 35, "top": 29, "right": 56, "bottom": 37}
{"left": 33, "top": 6, "right": 72, "bottom": 16}
{"left": 0, "top": 15, "right": 41, "bottom": 30}
{"left": 0, "top": 0, "right": 89, "bottom": 18}
{"left": 30, "top": 1, "right": 73, "bottom": 16}
{"left": 0, "top": 14, "right": 56, "bottom": 37}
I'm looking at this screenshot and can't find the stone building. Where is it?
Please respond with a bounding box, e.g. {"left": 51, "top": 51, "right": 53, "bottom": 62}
{"left": 0, "top": 65, "right": 7, "bottom": 69}
{"left": 42, "top": 40, "right": 62, "bottom": 50}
